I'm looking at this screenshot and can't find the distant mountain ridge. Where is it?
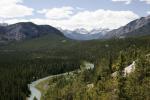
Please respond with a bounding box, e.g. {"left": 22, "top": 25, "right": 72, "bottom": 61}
{"left": 59, "top": 28, "right": 110, "bottom": 40}
{"left": 0, "top": 23, "right": 8, "bottom": 27}
{"left": 60, "top": 15, "right": 150, "bottom": 40}
{"left": 0, "top": 22, "right": 64, "bottom": 41}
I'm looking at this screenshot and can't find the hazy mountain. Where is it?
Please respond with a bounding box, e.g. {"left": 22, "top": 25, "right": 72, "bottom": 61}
{"left": 60, "top": 15, "right": 150, "bottom": 40}
{"left": 0, "top": 22, "right": 64, "bottom": 41}
{"left": 0, "top": 23, "right": 8, "bottom": 27}
{"left": 104, "top": 15, "right": 150, "bottom": 39}
{"left": 59, "top": 28, "right": 110, "bottom": 40}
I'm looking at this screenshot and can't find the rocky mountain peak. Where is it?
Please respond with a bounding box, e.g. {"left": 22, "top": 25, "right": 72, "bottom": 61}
{"left": 0, "top": 22, "right": 64, "bottom": 41}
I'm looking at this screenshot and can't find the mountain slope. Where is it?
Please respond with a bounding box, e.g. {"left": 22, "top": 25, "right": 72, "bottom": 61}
{"left": 2, "top": 33, "right": 71, "bottom": 51}
{"left": 105, "top": 15, "right": 150, "bottom": 39}
{"left": 0, "top": 22, "right": 64, "bottom": 41}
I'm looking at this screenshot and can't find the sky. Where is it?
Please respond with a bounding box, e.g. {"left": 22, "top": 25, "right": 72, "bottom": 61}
{"left": 0, "top": 0, "right": 150, "bottom": 30}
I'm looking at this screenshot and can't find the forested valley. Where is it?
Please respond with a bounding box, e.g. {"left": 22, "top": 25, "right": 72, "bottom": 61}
{"left": 0, "top": 35, "right": 150, "bottom": 100}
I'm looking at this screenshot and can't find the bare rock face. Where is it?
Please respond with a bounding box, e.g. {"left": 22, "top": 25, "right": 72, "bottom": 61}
{"left": 0, "top": 22, "right": 64, "bottom": 41}
{"left": 104, "top": 15, "right": 150, "bottom": 39}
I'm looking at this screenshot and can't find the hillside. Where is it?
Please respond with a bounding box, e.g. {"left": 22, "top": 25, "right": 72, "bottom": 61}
{"left": 104, "top": 15, "right": 150, "bottom": 39}
{"left": 0, "top": 22, "right": 64, "bottom": 41}
{"left": 1, "top": 33, "right": 71, "bottom": 51}
{"left": 35, "top": 56, "right": 150, "bottom": 100}
{"left": 0, "top": 34, "right": 150, "bottom": 99}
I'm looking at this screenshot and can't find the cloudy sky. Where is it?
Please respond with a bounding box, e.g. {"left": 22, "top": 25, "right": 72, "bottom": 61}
{"left": 0, "top": 0, "right": 150, "bottom": 30}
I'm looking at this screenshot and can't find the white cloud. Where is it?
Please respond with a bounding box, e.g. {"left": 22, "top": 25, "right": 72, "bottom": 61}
{"left": 112, "top": 0, "right": 150, "bottom": 4}
{"left": 112, "top": 0, "right": 132, "bottom": 4}
{"left": 37, "top": 7, "right": 74, "bottom": 19}
{"left": 6, "top": 9, "right": 139, "bottom": 31}
{"left": 67, "top": 10, "right": 139, "bottom": 30}
{"left": 147, "top": 11, "right": 150, "bottom": 14}
{"left": 0, "top": 0, "right": 34, "bottom": 18}
{"left": 140, "top": 0, "right": 150, "bottom": 4}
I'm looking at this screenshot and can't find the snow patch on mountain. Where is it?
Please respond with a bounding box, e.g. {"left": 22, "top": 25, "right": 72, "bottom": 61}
{"left": 58, "top": 28, "right": 110, "bottom": 40}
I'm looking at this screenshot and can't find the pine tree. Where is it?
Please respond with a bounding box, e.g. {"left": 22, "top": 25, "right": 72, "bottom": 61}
{"left": 108, "top": 52, "right": 113, "bottom": 73}
{"left": 117, "top": 52, "right": 126, "bottom": 99}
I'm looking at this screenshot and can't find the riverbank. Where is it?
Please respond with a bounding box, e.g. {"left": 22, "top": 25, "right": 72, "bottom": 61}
{"left": 27, "top": 62, "right": 94, "bottom": 100}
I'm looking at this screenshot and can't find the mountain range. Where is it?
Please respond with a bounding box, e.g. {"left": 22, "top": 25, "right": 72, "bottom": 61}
{"left": 0, "top": 15, "right": 150, "bottom": 42}
{"left": 59, "top": 28, "right": 110, "bottom": 40}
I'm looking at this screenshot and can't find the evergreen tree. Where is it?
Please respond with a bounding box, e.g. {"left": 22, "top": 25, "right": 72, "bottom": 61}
{"left": 117, "top": 52, "right": 126, "bottom": 99}
{"left": 108, "top": 52, "right": 113, "bottom": 73}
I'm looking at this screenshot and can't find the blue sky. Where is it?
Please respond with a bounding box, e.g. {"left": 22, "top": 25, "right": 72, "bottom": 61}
{"left": 0, "top": 0, "right": 150, "bottom": 30}
{"left": 24, "top": 0, "right": 150, "bottom": 16}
